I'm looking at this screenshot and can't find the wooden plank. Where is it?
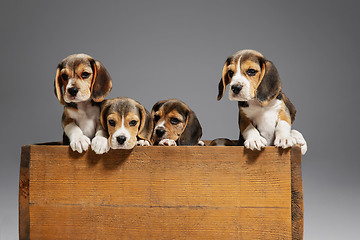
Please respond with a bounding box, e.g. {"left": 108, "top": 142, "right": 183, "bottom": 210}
{"left": 19, "top": 146, "right": 30, "bottom": 240}
{"left": 20, "top": 144, "right": 301, "bottom": 239}
{"left": 291, "top": 147, "right": 304, "bottom": 240}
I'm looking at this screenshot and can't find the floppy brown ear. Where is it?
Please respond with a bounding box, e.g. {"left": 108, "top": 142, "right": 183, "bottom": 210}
{"left": 90, "top": 60, "right": 112, "bottom": 102}
{"left": 217, "top": 59, "right": 230, "bottom": 101}
{"left": 137, "top": 104, "right": 154, "bottom": 144}
{"left": 256, "top": 60, "right": 282, "bottom": 106}
{"left": 279, "top": 92, "right": 297, "bottom": 124}
{"left": 151, "top": 100, "right": 166, "bottom": 116}
{"left": 54, "top": 66, "right": 65, "bottom": 105}
{"left": 178, "top": 109, "right": 202, "bottom": 146}
{"left": 99, "top": 100, "right": 112, "bottom": 133}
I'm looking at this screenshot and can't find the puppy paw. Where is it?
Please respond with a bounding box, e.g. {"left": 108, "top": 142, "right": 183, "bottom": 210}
{"left": 70, "top": 135, "right": 90, "bottom": 153}
{"left": 291, "top": 130, "right": 308, "bottom": 155}
{"left": 91, "top": 136, "right": 110, "bottom": 154}
{"left": 274, "top": 134, "right": 296, "bottom": 149}
{"left": 159, "top": 139, "right": 177, "bottom": 146}
{"left": 198, "top": 140, "right": 205, "bottom": 146}
{"left": 244, "top": 137, "right": 267, "bottom": 151}
{"left": 137, "top": 140, "right": 150, "bottom": 146}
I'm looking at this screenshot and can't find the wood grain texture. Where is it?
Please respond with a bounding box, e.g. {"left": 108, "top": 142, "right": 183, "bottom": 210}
{"left": 291, "top": 147, "right": 304, "bottom": 240}
{"left": 19, "top": 144, "right": 303, "bottom": 240}
{"left": 19, "top": 146, "right": 30, "bottom": 240}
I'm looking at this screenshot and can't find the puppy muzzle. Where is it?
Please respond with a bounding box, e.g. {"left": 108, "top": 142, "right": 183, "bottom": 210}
{"left": 116, "top": 135, "right": 127, "bottom": 145}
{"left": 229, "top": 83, "right": 251, "bottom": 101}
{"left": 68, "top": 87, "right": 79, "bottom": 97}
{"left": 231, "top": 85, "right": 243, "bottom": 95}
{"left": 155, "top": 128, "right": 166, "bottom": 138}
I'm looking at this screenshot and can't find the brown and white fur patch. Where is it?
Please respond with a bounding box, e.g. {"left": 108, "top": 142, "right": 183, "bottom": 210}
{"left": 100, "top": 97, "right": 153, "bottom": 150}
{"left": 151, "top": 99, "right": 203, "bottom": 146}
{"left": 54, "top": 53, "right": 112, "bottom": 154}
{"left": 217, "top": 49, "right": 307, "bottom": 154}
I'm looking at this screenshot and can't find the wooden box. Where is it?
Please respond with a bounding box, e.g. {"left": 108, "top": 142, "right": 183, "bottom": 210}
{"left": 19, "top": 143, "right": 303, "bottom": 240}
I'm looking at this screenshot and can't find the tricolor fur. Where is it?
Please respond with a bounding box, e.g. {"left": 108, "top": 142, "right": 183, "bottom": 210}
{"left": 54, "top": 53, "right": 112, "bottom": 154}
{"left": 100, "top": 97, "right": 153, "bottom": 150}
{"left": 217, "top": 49, "right": 307, "bottom": 154}
{"left": 151, "top": 99, "right": 203, "bottom": 146}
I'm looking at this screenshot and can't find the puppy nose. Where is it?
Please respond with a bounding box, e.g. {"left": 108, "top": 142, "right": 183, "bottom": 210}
{"left": 156, "top": 129, "right": 166, "bottom": 137}
{"left": 68, "top": 87, "right": 79, "bottom": 97}
{"left": 231, "top": 85, "right": 242, "bottom": 94}
{"left": 116, "top": 136, "right": 127, "bottom": 145}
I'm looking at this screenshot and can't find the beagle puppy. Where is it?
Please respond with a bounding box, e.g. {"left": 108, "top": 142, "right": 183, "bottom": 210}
{"left": 151, "top": 99, "right": 203, "bottom": 146}
{"left": 217, "top": 49, "right": 307, "bottom": 154}
{"left": 54, "top": 53, "right": 112, "bottom": 154}
{"left": 100, "top": 97, "right": 153, "bottom": 150}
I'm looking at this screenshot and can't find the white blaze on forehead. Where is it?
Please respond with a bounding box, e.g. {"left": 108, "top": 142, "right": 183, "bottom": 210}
{"left": 229, "top": 55, "right": 252, "bottom": 101}
{"left": 236, "top": 55, "right": 241, "bottom": 75}
{"left": 110, "top": 117, "right": 131, "bottom": 148}
{"left": 232, "top": 56, "right": 245, "bottom": 82}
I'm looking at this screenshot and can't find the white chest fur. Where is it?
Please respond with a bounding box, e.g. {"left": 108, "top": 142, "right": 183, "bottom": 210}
{"left": 242, "top": 99, "right": 282, "bottom": 145}
{"left": 67, "top": 101, "right": 100, "bottom": 139}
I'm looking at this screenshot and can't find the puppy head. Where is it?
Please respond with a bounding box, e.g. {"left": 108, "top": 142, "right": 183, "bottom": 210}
{"left": 217, "top": 49, "right": 281, "bottom": 106}
{"left": 151, "top": 99, "right": 202, "bottom": 145}
{"left": 100, "top": 97, "right": 153, "bottom": 150}
{"left": 54, "top": 53, "right": 112, "bottom": 105}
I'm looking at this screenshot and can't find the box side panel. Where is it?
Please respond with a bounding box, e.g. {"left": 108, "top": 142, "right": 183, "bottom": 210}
{"left": 291, "top": 147, "right": 304, "bottom": 239}
{"left": 27, "top": 145, "right": 292, "bottom": 239}
{"left": 19, "top": 146, "right": 30, "bottom": 240}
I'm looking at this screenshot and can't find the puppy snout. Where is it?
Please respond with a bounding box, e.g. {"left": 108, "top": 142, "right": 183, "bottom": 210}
{"left": 231, "top": 85, "right": 243, "bottom": 94}
{"left": 156, "top": 128, "right": 166, "bottom": 138}
{"left": 116, "top": 136, "right": 127, "bottom": 145}
{"left": 68, "top": 87, "right": 79, "bottom": 97}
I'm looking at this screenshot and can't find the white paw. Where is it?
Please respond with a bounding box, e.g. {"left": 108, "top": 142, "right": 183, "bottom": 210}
{"left": 137, "top": 140, "right": 150, "bottom": 146}
{"left": 159, "top": 139, "right": 177, "bottom": 146}
{"left": 91, "top": 136, "right": 110, "bottom": 154}
{"left": 70, "top": 135, "right": 90, "bottom": 153}
{"left": 244, "top": 136, "right": 267, "bottom": 151}
{"left": 274, "top": 134, "right": 296, "bottom": 149}
{"left": 291, "top": 130, "right": 308, "bottom": 155}
{"left": 198, "top": 140, "right": 205, "bottom": 146}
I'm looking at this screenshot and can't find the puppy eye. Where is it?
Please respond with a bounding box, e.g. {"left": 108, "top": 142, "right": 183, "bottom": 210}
{"left": 81, "top": 72, "right": 90, "bottom": 79}
{"left": 154, "top": 115, "right": 160, "bottom": 123}
{"left": 170, "top": 118, "right": 180, "bottom": 125}
{"left": 108, "top": 119, "right": 116, "bottom": 127}
{"left": 246, "top": 69, "right": 258, "bottom": 76}
{"left": 61, "top": 74, "right": 68, "bottom": 81}
{"left": 129, "top": 120, "right": 137, "bottom": 127}
{"left": 228, "top": 70, "right": 234, "bottom": 78}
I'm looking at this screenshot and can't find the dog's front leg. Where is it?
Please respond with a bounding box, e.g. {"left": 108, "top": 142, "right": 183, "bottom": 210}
{"left": 64, "top": 122, "right": 90, "bottom": 153}
{"left": 290, "top": 129, "right": 307, "bottom": 155}
{"left": 91, "top": 125, "right": 110, "bottom": 154}
{"left": 240, "top": 116, "right": 267, "bottom": 151}
{"left": 274, "top": 120, "right": 296, "bottom": 149}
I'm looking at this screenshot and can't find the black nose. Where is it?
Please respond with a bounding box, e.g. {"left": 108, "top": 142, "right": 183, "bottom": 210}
{"left": 68, "top": 87, "right": 79, "bottom": 97}
{"left": 116, "top": 136, "right": 127, "bottom": 145}
{"left": 156, "top": 129, "right": 166, "bottom": 137}
{"left": 231, "top": 85, "right": 242, "bottom": 94}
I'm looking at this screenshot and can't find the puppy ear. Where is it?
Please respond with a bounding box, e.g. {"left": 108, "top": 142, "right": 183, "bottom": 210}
{"left": 217, "top": 58, "right": 231, "bottom": 101}
{"left": 178, "top": 109, "right": 202, "bottom": 146}
{"left": 99, "top": 100, "right": 112, "bottom": 133}
{"left": 151, "top": 100, "right": 166, "bottom": 116}
{"left": 90, "top": 60, "right": 112, "bottom": 102}
{"left": 278, "top": 92, "right": 297, "bottom": 124}
{"left": 256, "top": 60, "right": 282, "bottom": 105}
{"left": 137, "top": 104, "right": 154, "bottom": 144}
{"left": 54, "top": 65, "right": 65, "bottom": 105}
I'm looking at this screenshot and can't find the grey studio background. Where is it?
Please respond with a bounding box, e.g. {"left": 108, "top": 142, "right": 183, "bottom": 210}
{"left": 1, "top": 0, "right": 359, "bottom": 239}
